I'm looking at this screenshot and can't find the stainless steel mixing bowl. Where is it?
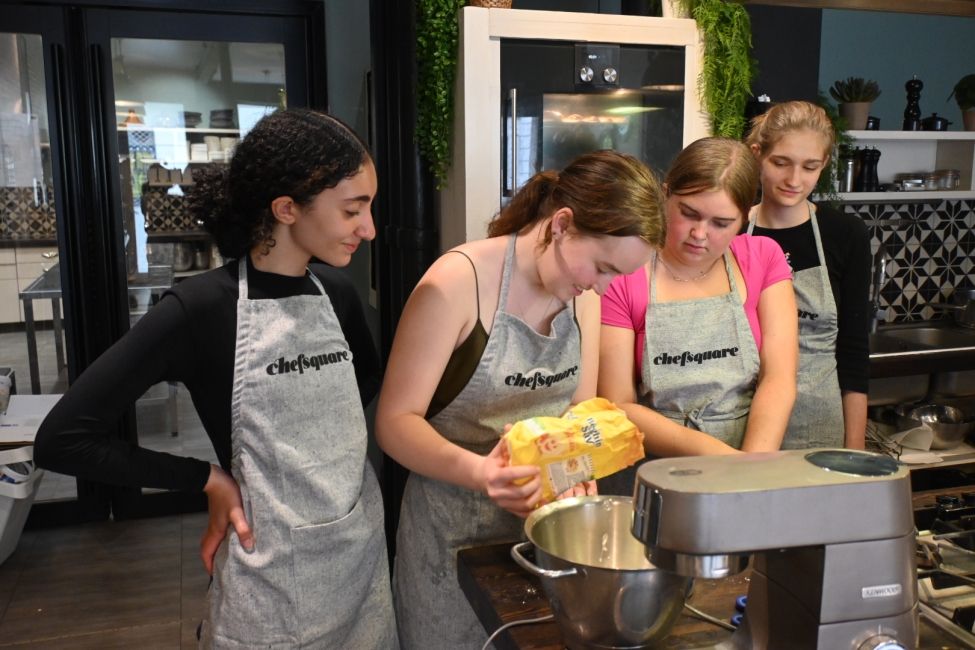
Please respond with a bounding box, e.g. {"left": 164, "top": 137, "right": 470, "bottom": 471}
{"left": 895, "top": 403, "right": 974, "bottom": 450}
{"left": 511, "top": 495, "right": 691, "bottom": 649}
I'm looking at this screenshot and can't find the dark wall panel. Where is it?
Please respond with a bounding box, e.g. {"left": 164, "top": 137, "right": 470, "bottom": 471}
{"left": 747, "top": 5, "right": 823, "bottom": 104}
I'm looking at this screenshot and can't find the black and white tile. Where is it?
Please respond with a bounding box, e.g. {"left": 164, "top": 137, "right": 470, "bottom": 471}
{"left": 853, "top": 199, "right": 975, "bottom": 322}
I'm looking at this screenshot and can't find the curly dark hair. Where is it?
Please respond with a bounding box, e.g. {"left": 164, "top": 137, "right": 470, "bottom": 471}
{"left": 187, "top": 109, "right": 371, "bottom": 258}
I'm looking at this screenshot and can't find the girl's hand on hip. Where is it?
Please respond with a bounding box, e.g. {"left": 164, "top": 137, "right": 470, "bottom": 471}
{"left": 201, "top": 464, "right": 254, "bottom": 575}
{"left": 478, "top": 439, "right": 542, "bottom": 518}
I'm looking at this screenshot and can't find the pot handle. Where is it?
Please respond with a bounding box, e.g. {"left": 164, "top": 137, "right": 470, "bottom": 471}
{"left": 510, "top": 541, "right": 578, "bottom": 579}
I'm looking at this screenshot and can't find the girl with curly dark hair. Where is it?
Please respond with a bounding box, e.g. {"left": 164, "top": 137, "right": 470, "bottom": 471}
{"left": 35, "top": 109, "right": 397, "bottom": 648}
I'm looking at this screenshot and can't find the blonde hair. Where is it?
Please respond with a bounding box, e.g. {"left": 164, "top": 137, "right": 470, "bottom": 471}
{"left": 745, "top": 100, "right": 835, "bottom": 160}
{"left": 488, "top": 150, "right": 665, "bottom": 249}
{"left": 664, "top": 137, "right": 759, "bottom": 220}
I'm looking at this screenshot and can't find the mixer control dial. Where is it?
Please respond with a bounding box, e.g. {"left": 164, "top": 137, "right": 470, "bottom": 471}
{"left": 602, "top": 67, "right": 618, "bottom": 83}
{"left": 579, "top": 66, "right": 594, "bottom": 83}
{"left": 857, "top": 635, "right": 905, "bottom": 650}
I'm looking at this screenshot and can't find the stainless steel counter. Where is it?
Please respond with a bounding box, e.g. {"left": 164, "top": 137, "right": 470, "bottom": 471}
{"left": 870, "top": 321, "right": 975, "bottom": 378}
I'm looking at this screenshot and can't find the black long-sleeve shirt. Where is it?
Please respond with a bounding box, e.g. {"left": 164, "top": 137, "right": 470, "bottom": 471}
{"left": 33, "top": 256, "right": 382, "bottom": 493}
{"left": 750, "top": 203, "right": 871, "bottom": 394}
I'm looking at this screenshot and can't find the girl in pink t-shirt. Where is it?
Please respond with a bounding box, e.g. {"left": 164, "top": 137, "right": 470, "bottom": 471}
{"left": 598, "top": 138, "right": 797, "bottom": 482}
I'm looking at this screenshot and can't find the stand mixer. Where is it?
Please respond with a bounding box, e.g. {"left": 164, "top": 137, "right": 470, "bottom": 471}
{"left": 632, "top": 449, "right": 918, "bottom": 649}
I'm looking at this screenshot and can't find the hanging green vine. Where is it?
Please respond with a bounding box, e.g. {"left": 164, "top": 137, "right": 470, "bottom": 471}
{"left": 416, "top": 0, "right": 467, "bottom": 188}
{"left": 677, "top": 0, "right": 756, "bottom": 139}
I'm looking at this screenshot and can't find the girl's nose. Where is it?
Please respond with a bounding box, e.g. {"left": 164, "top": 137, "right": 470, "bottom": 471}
{"left": 357, "top": 212, "right": 377, "bottom": 241}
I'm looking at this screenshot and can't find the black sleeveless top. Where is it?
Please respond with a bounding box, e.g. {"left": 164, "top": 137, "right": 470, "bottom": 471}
{"left": 426, "top": 252, "right": 488, "bottom": 419}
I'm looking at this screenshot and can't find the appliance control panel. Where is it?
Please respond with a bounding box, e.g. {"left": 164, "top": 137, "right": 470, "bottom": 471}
{"left": 574, "top": 43, "right": 621, "bottom": 90}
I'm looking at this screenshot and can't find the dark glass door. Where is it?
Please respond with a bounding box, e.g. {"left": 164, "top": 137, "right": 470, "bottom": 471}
{"left": 501, "top": 39, "right": 684, "bottom": 199}
{"left": 2, "top": 3, "right": 322, "bottom": 524}
{"left": 85, "top": 8, "right": 312, "bottom": 517}
{"left": 0, "top": 6, "right": 88, "bottom": 516}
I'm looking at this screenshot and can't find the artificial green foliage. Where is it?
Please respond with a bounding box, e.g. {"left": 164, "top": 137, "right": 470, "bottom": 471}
{"left": 416, "top": 0, "right": 467, "bottom": 188}
{"left": 814, "top": 93, "right": 854, "bottom": 204}
{"left": 676, "top": 0, "right": 756, "bottom": 139}
{"left": 948, "top": 74, "right": 975, "bottom": 111}
{"left": 828, "top": 77, "right": 881, "bottom": 104}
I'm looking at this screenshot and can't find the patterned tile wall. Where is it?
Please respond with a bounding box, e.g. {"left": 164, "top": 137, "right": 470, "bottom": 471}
{"left": 844, "top": 199, "right": 975, "bottom": 323}
{"left": 0, "top": 185, "right": 57, "bottom": 241}
{"left": 142, "top": 187, "right": 203, "bottom": 233}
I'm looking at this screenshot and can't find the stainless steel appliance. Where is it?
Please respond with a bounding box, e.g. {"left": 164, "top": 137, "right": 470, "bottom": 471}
{"left": 632, "top": 450, "right": 919, "bottom": 649}
{"left": 439, "top": 8, "right": 707, "bottom": 249}
{"left": 501, "top": 40, "right": 684, "bottom": 200}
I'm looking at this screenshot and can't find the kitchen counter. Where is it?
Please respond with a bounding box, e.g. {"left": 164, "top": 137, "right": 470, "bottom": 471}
{"left": 457, "top": 543, "right": 963, "bottom": 649}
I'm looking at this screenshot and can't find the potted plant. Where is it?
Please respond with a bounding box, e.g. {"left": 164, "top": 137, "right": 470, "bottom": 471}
{"left": 829, "top": 77, "right": 881, "bottom": 131}
{"left": 948, "top": 74, "right": 975, "bottom": 131}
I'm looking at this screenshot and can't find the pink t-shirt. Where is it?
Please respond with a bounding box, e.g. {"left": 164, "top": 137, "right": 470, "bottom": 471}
{"left": 601, "top": 234, "right": 792, "bottom": 372}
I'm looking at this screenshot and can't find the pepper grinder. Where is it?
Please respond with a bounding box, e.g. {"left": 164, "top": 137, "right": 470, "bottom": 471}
{"left": 862, "top": 147, "right": 881, "bottom": 192}
{"left": 903, "top": 75, "right": 923, "bottom": 131}
{"left": 838, "top": 145, "right": 855, "bottom": 193}
{"left": 852, "top": 147, "right": 865, "bottom": 192}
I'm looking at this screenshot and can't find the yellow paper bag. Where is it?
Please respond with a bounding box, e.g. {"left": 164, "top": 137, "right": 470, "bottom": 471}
{"left": 503, "top": 397, "right": 645, "bottom": 502}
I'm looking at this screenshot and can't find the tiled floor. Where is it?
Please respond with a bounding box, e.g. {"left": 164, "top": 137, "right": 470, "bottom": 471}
{"left": 0, "top": 512, "right": 209, "bottom": 648}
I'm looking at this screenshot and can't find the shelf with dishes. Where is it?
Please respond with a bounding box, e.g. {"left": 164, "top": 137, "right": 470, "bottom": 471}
{"left": 118, "top": 125, "right": 240, "bottom": 135}
{"left": 142, "top": 160, "right": 229, "bottom": 187}
{"left": 834, "top": 130, "right": 975, "bottom": 202}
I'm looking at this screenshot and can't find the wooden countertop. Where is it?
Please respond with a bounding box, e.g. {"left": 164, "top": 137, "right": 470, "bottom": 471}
{"left": 457, "top": 543, "right": 962, "bottom": 649}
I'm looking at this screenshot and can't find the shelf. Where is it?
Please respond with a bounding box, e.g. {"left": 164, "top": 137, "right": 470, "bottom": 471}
{"left": 138, "top": 159, "right": 227, "bottom": 166}
{"left": 845, "top": 131, "right": 975, "bottom": 198}
{"left": 831, "top": 190, "right": 975, "bottom": 202}
{"left": 848, "top": 130, "right": 975, "bottom": 141}
{"left": 173, "top": 269, "right": 209, "bottom": 278}
{"left": 145, "top": 231, "right": 210, "bottom": 243}
{"left": 119, "top": 125, "right": 239, "bottom": 135}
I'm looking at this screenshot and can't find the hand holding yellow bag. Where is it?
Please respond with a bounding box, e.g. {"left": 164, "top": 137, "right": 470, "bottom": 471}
{"left": 503, "top": 397, "right": 645, "bottom": 502}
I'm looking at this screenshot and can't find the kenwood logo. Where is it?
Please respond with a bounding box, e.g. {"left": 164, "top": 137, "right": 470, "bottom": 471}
{"left": 652, "top": 347, "right": 739, "bottom": 367}
{"left": 504, "top": 366, "right": 578, "bottom": 390}
{"left": 267, "top": 351, "right": 349, "bottom": 375}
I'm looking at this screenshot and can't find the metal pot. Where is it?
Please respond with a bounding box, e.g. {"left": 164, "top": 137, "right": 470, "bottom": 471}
{"left": 895, "top": 403, "right": 974, "bottom": 450}
{"left": 172, "top": 243, "right": 193, "bottom": 272}
{"left": 921, "top": 113, "right": 952, "bottom": 131}
{"left": 511, "top": 496, "right": 691, "bottom": 649}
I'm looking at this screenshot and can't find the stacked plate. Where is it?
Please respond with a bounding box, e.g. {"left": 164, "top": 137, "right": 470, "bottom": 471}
{"left": 189, "top": 143, "right": 209, "bottom": 162}
{"left": 210, "top": 108, "right": 235, "bottom": 129}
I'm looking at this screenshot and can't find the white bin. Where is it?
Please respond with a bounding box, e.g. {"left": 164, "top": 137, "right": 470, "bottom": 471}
{"left": 0, "top": 446, "right": 43, "bottom": 566}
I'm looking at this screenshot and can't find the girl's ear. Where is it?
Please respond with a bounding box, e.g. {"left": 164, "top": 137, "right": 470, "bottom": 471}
{"left": 551, "top": 207, "right": 574, "bottom": 238}
{"left": 748, "top": 143, "right": 762, "bottom": 158}
{"left": 270, "top": 196, "right": 298, "bottom": 225}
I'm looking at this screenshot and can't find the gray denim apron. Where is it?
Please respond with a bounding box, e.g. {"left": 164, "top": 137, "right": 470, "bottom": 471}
{"left": 748, "top": 209, "right": 843, "bottom": 448}
{"left": 200, "top": 259, "right": 397, "bottom": 649}
{"left": 394, "top": 235, "right": 581, "bottom": 649}
{"left": 598, "top": 251, "right": 760, "bottom": 496}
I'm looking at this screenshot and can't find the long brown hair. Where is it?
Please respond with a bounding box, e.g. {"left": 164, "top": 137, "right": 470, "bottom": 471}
{"left": 665, "top": 137, "right": 759, "bottom": 220}
{"left": 487, "top": 150, "right": 665, "bottom": 248}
